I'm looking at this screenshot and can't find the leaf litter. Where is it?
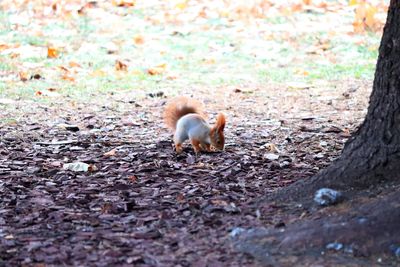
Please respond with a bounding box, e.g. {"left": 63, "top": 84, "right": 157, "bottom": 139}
{"left": 0, "top": 76, "right": 373, "bottom": 266}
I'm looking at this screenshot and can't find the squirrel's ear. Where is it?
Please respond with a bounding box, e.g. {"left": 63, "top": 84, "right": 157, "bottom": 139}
{"left": 216, "top": 113, "right": 226, "bottom": 132}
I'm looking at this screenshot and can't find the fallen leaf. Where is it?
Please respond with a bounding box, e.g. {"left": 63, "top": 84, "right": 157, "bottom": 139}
{"left": 166, "top": 74, "right": 178, "bottom": 80}
{"left": 68, "top": 61, "right": 81, "bottom": 68}
{"left": 0, "top": 44, "right": 10, "bottom": 52}
{"left": 113, "top": 0, "right": 135, "bottom": 7}
{"left": 18, "top": 71, "right": 29, "bottom": 81}
{"left": 133, "top": 35, "right": 144, "bottom": 45}
{"left": 175, "top": 0, "right": 188, "bottom": 10}
{"left": 295, "top": 69, "right": 309, "bottom": 76}
{"left": 147, "top": 63, "right": 167, "bottom": 75}
{"left": 115, "top": 60, "right": 128, "bottom": 71}
{"left": 349, "top": 0, "right": 358, "bottom": 6}
{"left": 104, "top": 149, "right": 117, "bottom": 157}
{"left": 176, "top": 193, "right": 185, "bottom": 203}
{"left": 61, "top": 74, "right": 75, "bottom": 82}
{"left": 128, "top": 175, "right": 138, "bottom": 182}
{"left": 101, "top": 203, "right": 112, "bottom": 214}
{"left": 210, "top": 199, "right": 229, "bottom": 206}
{"left": 262, "top": 143, "right": 280, "bottom": 153}
{"left": 47, "top": 47, "right": 59, "bottom": 58}
{"left": 88, "top": 164, "right": 98, "bottom": 172}
{"left": 91, "top": 69, "right": 106, "bottom": 77}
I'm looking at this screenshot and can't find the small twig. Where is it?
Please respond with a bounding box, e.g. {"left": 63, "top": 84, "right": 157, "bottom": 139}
{"left": 35, "top": 140, "right": 80, "bottom": 146}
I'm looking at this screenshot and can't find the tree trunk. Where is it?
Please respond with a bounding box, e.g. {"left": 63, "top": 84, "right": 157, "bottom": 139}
{"left": 279, "top": 0, "right": 400, "bottom": 200}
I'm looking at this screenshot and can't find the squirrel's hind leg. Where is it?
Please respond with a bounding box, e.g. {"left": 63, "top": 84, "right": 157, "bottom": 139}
{"left": 173, "top": 132, "right": 187, "bottom": 154}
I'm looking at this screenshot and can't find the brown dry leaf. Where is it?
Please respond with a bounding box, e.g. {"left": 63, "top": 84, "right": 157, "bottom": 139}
{"left": 353, "top": 2, "right": 380, "bottom": 32}
{"left": 104, "top": 149, "right": 117, "bottom": 157}
{"left": 115, "top": 60, "right": 128, "bottom": 71}
{"left": 0, "top": 44, "right": 10, "bottom": 52}
{"left": 176, "top": 193, "right": 185, "bottom": 203}
{"left": 166, "top": 74, "right": 178, "bottom": 80}
{"left": 133, "top": 35, "right": 144, "bottom": 45}
{"left": 352, "top": 21, "right": 364, "bottom": 33}
{"left": 211, "top": 199, "right": 229, "bottom": 206}
{"left": 147, "top": 63, "right": 167, "bottom": 75}
{"left": 47, "top": 47, "right": 59, "bottom": 58}
{"left": 91, "top": 69, "right": 106, "bottom": 77}
{"left": 317, "top": 2, "right": 328, "bottom": 9}
{"left": 58, "top": 66, "right": 69, "bottom": 72}
{"left": 291, "top": 3, "right": 303, "bottom": 12}
{"left": 295, "top": 69, "right": 309, "bottom": 76}
{"left": 365, "top": 5, "right": 378, "bottom": 29}
{"left": 18, "top": 71, "right": 29, "bottom": 81}
{"left": 88, "top": 164, "right": 98, "bottom": 172}
{"left": 61, "top": 74, "right": 75, "bottom": 82}
{"left": 47, "top": 88, "right": 57, "bottom": 92}
{"left": 101, "top": 203, "right": 112, "bottom": 214}
{"left": 342, "top": 128, "right": 351, "bottom": 137}
{"left": 263, "top": 143, "right": 280, "bottom": 153}
{"left": 68, "top": 61, "right": 81, "bottom": 68}
{"left": 128, "top": 175, "right": 138, "bottom": 183}
{"left": 113, "top": 0, "right": 135, "bottom": 7}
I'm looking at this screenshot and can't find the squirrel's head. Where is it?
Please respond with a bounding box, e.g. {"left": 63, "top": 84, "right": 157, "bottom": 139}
{"left": 210, "top": 113, "right": 226, "bottom": 151}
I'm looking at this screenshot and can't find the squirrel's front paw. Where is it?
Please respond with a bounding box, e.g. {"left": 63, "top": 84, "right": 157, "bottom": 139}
{"left": 175, "top": 143, "right": 183, "bottom": 154}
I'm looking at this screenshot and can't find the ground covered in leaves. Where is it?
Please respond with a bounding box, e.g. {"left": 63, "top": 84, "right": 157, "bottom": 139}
{"left": 0, "top": 78, "right": 376, "bottom": 266}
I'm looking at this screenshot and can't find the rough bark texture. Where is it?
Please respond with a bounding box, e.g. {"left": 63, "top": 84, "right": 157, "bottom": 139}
{"left": 276, "top": 0, "right": 400, "bottom": 200}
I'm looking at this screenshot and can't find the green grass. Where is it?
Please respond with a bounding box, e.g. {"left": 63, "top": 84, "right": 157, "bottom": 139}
{"left": 0, "top": 6, "right": 382, "bottom": 101}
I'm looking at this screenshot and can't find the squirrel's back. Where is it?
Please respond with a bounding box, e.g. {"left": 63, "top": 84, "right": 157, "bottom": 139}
{"left": 163, "top": 96, "right": 206, "bottom": 131}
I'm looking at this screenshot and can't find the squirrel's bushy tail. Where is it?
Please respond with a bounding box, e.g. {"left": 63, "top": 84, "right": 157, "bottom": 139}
{"left": 163, "top": 96, "right": 206, "bottom": 131}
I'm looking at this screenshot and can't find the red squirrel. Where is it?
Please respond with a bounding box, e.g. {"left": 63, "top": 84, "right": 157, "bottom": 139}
{"left": 163, "top": 96, "right": 226, "bottom": 154}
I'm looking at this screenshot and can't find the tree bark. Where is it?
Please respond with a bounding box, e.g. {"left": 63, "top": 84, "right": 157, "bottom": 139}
{"left": 277, "top": 0, "right": 400, "bottom": 200}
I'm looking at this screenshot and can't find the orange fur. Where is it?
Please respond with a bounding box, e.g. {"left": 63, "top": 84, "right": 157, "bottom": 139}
{"left": 215, "top": 113, "right": 226, "bottom": 132}
{"left": 163, "top": 96, "right": 206, "bottom": 131}
{"left": 190, "top": 139, "right": 202, "bottom": 154}
{"left": 209, "top": 113, "right": 226, "bottom": 151}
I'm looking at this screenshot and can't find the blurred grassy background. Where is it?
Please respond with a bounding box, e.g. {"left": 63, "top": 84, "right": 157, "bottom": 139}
{"left": 0, "top": 0, "right": 387, "bottom": 101}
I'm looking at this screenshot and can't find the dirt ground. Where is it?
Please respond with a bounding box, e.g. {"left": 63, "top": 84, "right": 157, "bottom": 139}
{"left": 3, "top": 78, "right": 393, "bottom": 266}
